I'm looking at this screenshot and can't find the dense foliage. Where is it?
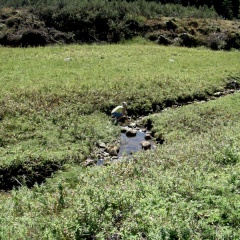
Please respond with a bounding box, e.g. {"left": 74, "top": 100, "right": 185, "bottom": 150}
{"left": 0, "top": 0, "right": 239, "bottom": 19}
{"left": 1, "top": 1, "right": 240, "bottom": 48}
{"left": 157, "top": 0, "right": 240, "bottom": 19}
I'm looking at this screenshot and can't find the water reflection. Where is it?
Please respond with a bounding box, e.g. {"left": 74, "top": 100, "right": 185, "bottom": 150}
{"left": 118, "top": 131, "right": 154, "bottom": 157}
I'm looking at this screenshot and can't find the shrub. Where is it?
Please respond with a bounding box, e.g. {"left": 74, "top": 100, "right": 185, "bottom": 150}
{"left": 166, "top": 19, "right": 178, "bottom": 31}
{"left": 225, "top": 32, "right": 240, "bottom": 50}
{"left": 179, "top": 32, "right": 198, "bottom": 47}
{"left": 5, "top": 16, "right": 22, "bottom": 28}
{"left": 207, "top": 32, "right": 228, "bottom": 50}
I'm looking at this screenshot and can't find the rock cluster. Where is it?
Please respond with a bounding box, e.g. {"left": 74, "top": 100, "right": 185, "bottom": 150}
{"left": 83, "top": 120, "right": 154, "bottom": 167}
{"left": 82, "top": 81, "right": 240, "bottom": 167}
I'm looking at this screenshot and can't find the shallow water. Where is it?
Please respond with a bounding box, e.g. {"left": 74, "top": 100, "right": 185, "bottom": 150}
{"left": 118, "top": 131, "right": 154, "bottom": 157}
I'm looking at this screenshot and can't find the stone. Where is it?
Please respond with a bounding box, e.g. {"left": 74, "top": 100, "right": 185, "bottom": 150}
{"left": 121, "top": 127, "right": 128, "bottom": 133}
{"left": 83, "top": 158, "right": 95, "bottom": 166}
{"left": 108, "top": 145, "right": 119, "bottom": 156}
{"left": 213, "top": 91, "right": 223, "bottom": 97}
{"left": 97, "top": 141, "right": 106, "bottom": 149}
{"left": 141, "top": 141, "right": 151, "bottom": 150}
{"left": 126, "top": 129, "right": 137, "bottom": 137}
{"left": 226, "top": 80, "right": 239, "bottom": 89}
{"left": 103, "top": 152, "right": 110, "bottom": 157}
{"left": 226, "top": 89, "right": 235, "bottom": 94}
{"left": 145, "top": 133, "right": 152, "bottom": 140}
{"left": 128, "top": 122, "right": 136, "bottom": 128}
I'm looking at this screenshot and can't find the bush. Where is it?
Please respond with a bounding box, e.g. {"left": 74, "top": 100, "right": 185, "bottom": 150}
{"left": 225, "top": 32, "right": 240, "bottom": 50}
{"left": 207, "top": 32, "right": 228, "bottom": 50}
{"left": 179, "top": 32, "right": 198, "bottom": 47}
{"left": 5, "top": 16, "right": 22, "bottom": 28}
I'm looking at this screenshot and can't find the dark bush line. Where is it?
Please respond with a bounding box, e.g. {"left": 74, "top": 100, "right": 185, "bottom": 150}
{"left": 0, "top": 0, "right": 239, "bottom": 20}
{"left": 1, "top": 2, "right": 240, "bottom": 49}
{"left": 0, "top": 160, "right": 62, "bottom": 191}
{"left": 1, "top": 10, "right": 239, "bottom": 49}
{"left": 37, "top": 8, "right": 142, "bottom": 43}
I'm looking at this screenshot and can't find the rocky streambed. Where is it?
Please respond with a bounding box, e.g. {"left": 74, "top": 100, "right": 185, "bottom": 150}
{"left": 83, "top": 118, "right": 158, "bottom": 167}
{"left": 84, "top": 80, "right": 240, "bottom": 167}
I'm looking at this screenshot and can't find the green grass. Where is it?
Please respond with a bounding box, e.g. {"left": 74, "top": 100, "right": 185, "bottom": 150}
{"left": 0, "top": 43, "right": 239, "bottom": 239}
{"left": 148, "top": 92, "right": 240, "bottom": 142}
{"left": 0, "top": 93, "right": 239, "bottom": 239}
{"left": 0, "top": 44, "right": 239, "bottom": 107}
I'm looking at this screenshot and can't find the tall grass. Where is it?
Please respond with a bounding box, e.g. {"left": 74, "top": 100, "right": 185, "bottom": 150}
{"left": 0, "top": 43, "right": 239, "bottom": 238}
{"left": 1, "top": 44, "right": 239, "bottom": 100}
{"left": 0, "top": 93, "right": 239, "bottom": 239}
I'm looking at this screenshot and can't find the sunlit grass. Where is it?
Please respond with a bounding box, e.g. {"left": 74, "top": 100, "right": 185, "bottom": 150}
{"left": 0, "top": 44, "right": 239, "bottom": 96}
{"left": 0, "top": 43, "right": 239, "bottom": 239}
{"left": 0, "top": 93, "right": 239, "bottom": 239}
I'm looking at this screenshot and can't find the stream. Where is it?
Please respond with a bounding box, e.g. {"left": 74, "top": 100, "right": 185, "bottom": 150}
{"left": 84, "top": 81, "right": 240, "bottom": 167}
{"left": 118, "top": 131, "right": 155, "bottom": 157}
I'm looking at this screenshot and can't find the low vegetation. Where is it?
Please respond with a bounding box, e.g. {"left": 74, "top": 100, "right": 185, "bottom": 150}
{"left": 1, "top": 0, "right": 239, "bottom": 20}
{"left": 0, "top": 42, "right": 239, "bottom": 238}
{"left": 0, "top": 1, "right": 240, "bottom": 49}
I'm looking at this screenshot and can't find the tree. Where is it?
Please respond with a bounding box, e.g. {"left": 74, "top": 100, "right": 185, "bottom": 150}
{"left": 231, "top": 0, "right": 240, "bottom": 18}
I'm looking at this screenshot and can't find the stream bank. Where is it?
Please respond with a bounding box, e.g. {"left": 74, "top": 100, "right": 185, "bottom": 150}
{"left": 85, "top": 80, "right": 240, "bottom": 167}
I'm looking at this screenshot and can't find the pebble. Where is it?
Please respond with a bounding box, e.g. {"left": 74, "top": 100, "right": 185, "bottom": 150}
{"left": 145, "top": 133, "right": 152, "bottom": 140}
{"left": 141, "top": 141, "right": 151, "bottom": 150}
{"left": 126, "top": 129, "right": 137, "bottom": 137}
{"left": 128, "top": 122, "right": 136, "bottom": 128}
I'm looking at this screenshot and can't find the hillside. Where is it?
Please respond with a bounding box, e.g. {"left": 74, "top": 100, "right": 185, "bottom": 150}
{"left": 0, "top": 7, "right": 240, "bottom": 49}
{"left": 0, "top": 3, "right": 240, "bottom": 239}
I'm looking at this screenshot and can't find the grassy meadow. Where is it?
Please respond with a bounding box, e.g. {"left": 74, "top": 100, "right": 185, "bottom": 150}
{"left": 0, "top": 41, "right": 240, "bottom": 239}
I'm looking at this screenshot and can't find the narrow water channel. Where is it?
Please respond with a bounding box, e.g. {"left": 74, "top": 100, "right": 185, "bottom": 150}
{"left": 118, "top": 131, "right": 145, "bottom": 157}
{"left": 118, "top": 131, "right": 155, "bottom": 157}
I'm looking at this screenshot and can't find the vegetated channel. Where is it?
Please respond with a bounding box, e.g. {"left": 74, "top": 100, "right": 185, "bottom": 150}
{"left": 0, "top": 80, "right": 239, "bottom": 191}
